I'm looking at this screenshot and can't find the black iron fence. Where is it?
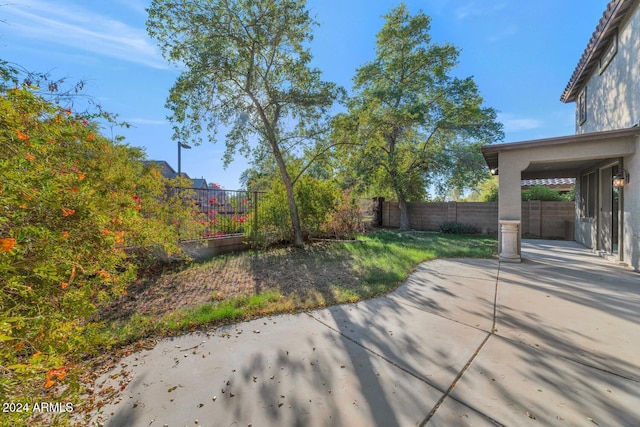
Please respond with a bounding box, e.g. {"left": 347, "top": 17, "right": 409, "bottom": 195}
{"left": 174, "top": 187, "right": 265, "bottom": 240}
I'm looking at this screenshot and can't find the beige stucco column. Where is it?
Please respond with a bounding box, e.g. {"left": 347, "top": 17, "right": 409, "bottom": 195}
{"left": 497, "top": 152, "right": 529, "bottom": 262}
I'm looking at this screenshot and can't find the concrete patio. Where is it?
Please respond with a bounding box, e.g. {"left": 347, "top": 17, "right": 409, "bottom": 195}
{"left": 90, "top": 240, "right": 640, "bottom": 427}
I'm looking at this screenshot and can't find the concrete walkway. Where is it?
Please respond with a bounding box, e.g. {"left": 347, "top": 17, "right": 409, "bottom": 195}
{"left": 90, "top": 240, "right": 640, "bottom": 427}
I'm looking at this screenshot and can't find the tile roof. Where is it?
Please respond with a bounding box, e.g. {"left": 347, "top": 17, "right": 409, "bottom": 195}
{"left": 561, "top": 0, "right": 637, "bottom": 102}
{"left": 521, "top": 178, "right": 576, "bottom": 187}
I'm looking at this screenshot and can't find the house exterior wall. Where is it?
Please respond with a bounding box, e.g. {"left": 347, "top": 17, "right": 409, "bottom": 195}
{"left": 574, "top": 148, "right": 640, "bottom": 270}
{"left": 576, "top": 4, "right": 640, "bottom": 133}
{"left": 624, "top": 150, "right": 640, "bottom": 268}
{"left": 571, "top": 3, "right": 640, "bottom": 270}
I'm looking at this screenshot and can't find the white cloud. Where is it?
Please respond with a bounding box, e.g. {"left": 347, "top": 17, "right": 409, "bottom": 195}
{"left": 498, "top": 113, "right": 543, "bottom": 132}
{"left": 3, "top": 0, "right": 168, "bottom": 69}
{"left": 454, "top": 1, "right": 508, "bottom": 20}
{"left": 127, "top": 117, "right": 167, "bottom": 125}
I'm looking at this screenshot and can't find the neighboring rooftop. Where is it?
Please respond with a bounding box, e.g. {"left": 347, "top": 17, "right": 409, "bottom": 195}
{"left": 143, "top": 160, "right": 178, "bottom": 179}
{"left": 521, "top": 178, "right": 576, "bottom": 187}
{"left": 143, "top": 160, "right": 200, "bottom": 182}
{"left": 191, "top": 178, "right": 208, "bottom": 189}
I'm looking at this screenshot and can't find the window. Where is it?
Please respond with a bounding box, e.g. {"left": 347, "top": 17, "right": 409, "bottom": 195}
{"left": 578, "top": 88, "right": 587, "bottom": 125}
{"left": 580, "top": 172, "right": 597, "bottom": 218}
{"left": 599, "top": 32, "right": 617, "bottom": 74}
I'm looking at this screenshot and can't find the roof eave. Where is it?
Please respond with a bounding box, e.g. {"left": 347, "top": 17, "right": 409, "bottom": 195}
{"left": 481, "top": 127, "right": 640, "bottom": 172}
{"left": 560, "top": 0, "right": 636, "bottom": 103}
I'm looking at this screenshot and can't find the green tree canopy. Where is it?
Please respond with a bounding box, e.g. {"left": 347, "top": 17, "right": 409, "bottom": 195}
{"left": 334, "top": 4, "right": 503, "bottom": 229}
{"left": 146, "top": 0, "right": 343, "bottom": 246}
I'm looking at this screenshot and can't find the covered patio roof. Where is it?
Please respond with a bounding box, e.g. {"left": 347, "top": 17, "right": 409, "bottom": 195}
{"left": 482, "top": 127, "right": 640, "bottom": 178}
{"left": 482, "top": 127, "right": 638, "bottom": 262}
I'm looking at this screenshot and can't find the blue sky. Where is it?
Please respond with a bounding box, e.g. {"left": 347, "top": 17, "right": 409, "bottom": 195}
{"left": 1, "top": 0, "right": 609, "bottom": 189}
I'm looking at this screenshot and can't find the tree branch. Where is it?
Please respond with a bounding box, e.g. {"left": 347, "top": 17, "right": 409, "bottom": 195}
{"left": 292, "top": 141, "right": 362, "bottom": 184}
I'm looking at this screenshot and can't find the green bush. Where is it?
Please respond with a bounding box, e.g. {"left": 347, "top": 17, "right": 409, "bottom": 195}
{"left": 245, "top": 180, "right": 291, "bottom": 247}
{"left": 296, "top": 176, "right": 340, "bottom": 237}
{"left": 480, "top": 185, "right": 499, "bottom": 202}
{"left": 439, "top": 222, "right": 479, "bottom": 235}
{"left": 521, "top": 185, "right": 566, "bottom": 201}
{"left": 480, "top": 183, "right": 574, "bottom": 202}
{"left": 324, "top": 190, "right": 365, "bottom": 239}
{"left": 245, "top": 176, "right": 363, "bottom": 246}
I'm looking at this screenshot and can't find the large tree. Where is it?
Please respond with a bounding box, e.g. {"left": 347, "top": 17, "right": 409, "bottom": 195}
{"left": 336, "top": 4, "right": 503, "bottom": 229}
{"left": 147, "top": 0, "right": 342, "bottom": 246}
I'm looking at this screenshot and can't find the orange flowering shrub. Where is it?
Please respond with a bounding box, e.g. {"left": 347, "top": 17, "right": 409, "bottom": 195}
{"left": 0, "top": 84, "right": 200, "bottom": 411}
{"left": 0, "top": 237, "right": 16, "bottom": 252}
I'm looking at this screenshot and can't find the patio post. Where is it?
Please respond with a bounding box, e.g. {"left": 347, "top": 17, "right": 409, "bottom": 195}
{"left": 499, "top": 220, "right": 521, "bottom": 262}
{"left": 497, "top": 151, "right": 528, "bottom": 262}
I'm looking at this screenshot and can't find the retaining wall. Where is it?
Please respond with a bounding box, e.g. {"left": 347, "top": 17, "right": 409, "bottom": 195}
{"left": 180, "top": 235, "right": 248, "bottom": 259}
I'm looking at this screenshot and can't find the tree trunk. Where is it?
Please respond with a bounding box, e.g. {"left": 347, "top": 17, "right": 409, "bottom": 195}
{"left": 397, "top": 192, "right": 410, "bottom": 231}
{"left": 281, "top": 169, "right": 304, "bottom": 247}
{"left": 272, "top": 146, "right": 304, "bottom": 247}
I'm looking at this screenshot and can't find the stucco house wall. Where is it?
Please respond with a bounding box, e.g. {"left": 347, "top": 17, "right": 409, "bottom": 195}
{"left": 576, "top": 3, "right": 640, "bottom": 133}
{"left": 571, "top": 1, "right": 640, "bottom": 269}
{"left": 625, "top": 147, "right": 640, "bottom": 267}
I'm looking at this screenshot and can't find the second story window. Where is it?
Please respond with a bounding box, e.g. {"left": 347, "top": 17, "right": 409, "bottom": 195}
{"left": 599, "top": 32, "right": 618, "bottom": 74}
{"left": 578, "top": 88, "right": 587, "bottom": 125}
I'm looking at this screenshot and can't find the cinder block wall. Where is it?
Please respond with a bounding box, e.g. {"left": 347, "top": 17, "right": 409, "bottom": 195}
{"left": 381, "top": 201, "right": 575, "bottom": 240}
{"left": 540, "top": 201, "right": 575, "bottom": 239}
{"left": 456, "top": 202, "right": 499, "bottom": 235}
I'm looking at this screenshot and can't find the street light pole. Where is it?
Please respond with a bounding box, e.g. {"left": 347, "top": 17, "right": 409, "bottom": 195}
{"left": 177, "top": 141, "right": 192, "bottom": 177}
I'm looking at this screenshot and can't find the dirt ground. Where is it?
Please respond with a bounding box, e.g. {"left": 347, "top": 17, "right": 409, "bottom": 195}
{"left": 96, "top": 242, "right": 362, "bottom": 323}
